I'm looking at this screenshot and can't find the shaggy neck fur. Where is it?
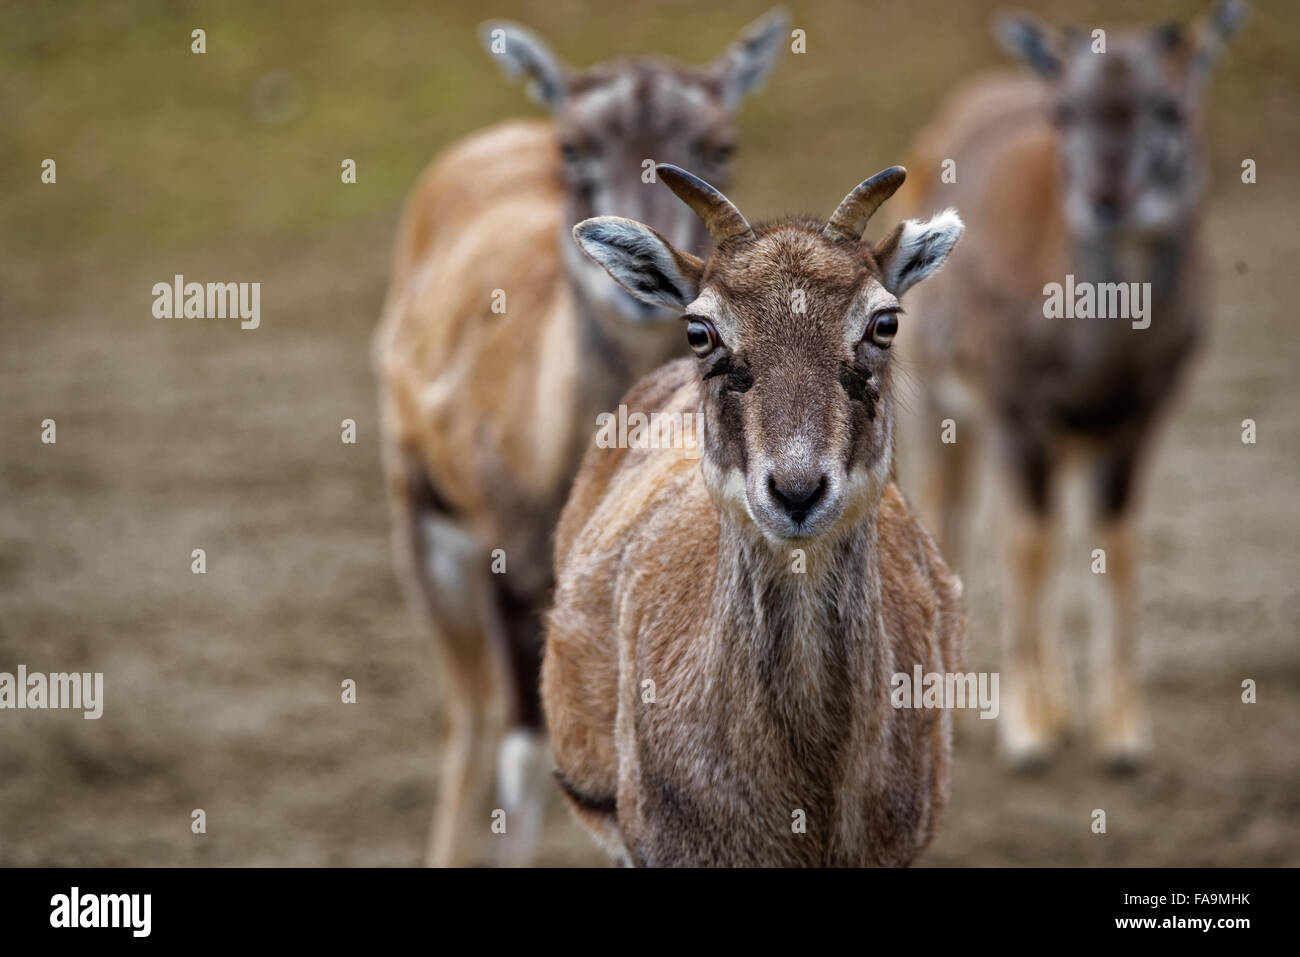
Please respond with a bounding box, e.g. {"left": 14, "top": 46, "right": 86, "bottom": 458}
{"left": 1070, "top": 228, "right": 1195, "bottom": 314}
{"left": 1064, "top": 227, "right": 1204, "bottom": 385}
{"left": 702, "top": 507, "right": 892, "bottom": 806}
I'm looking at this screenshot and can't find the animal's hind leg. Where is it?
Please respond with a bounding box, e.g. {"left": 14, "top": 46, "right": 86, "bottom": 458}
{"left": 925, "top": 382, "right": 980, "bottom": 570}
{"left": 385, "top": 450, "right": 498, "bottom": 867}
{"left": 484, "top": 577, "right": 552, "bottom": 867}
{"left": 899, "top": 370, "right": 980, "bottom": 571}
{"left": 1087, "top": 432, "right": 1150, "bottom": 771}
{"left": 427, "top": 644, "right": 496, "bottom": 867}
{"left": 995, "top": 428, "right": 1070, "bottom": 769}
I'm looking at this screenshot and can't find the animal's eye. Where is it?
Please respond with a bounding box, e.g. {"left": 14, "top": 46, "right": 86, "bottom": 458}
{"left": 684, "top": 316, "right": 719, "bottom": 356}
{"left": 866, "top": 310, "right": 899, "bottom": 348}
{"left": 560, "top": 142, "right": 582, "bottom": 164}
{"left": 710, "top": 143, "right": 735, "bottom": 165}
{"left": 1153, "top": 100, "right": 1183, "bottom": 125}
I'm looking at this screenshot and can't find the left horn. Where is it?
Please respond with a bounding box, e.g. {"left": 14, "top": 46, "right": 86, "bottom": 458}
{"left": 656, "top": 164, "right": 755, "bottom": 246}
{"left": 823, "top": 166, "right": 907, "bottom": 242}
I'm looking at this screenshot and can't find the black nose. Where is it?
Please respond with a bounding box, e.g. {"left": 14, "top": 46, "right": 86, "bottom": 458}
{"left": 768, "top": 474, "right": 828, "bottom": 523}
{"left": 1093, "top": 195, "right": 1122, "bottom": 224}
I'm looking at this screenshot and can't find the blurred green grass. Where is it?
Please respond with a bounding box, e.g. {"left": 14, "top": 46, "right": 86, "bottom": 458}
{"left": 0, "top": 0, "right": 1294, "bottom": 264}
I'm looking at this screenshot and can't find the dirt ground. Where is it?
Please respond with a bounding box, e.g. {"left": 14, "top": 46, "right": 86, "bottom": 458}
{"left": 3, "top": 184, "right": 1296, "bottom": 867}
{"left": 1, "top": 0, "right": 1297, "bottom": 866}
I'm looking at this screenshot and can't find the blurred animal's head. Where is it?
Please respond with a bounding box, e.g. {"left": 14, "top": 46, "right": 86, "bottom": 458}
{"left": 480, "top": 10, "right": 789, "bottom": 320}
{"left": 996, "top": 0, "right": 1248, "bottom": 240}
{"left": 574, "top": 166, "right": 963, "bottom": 543}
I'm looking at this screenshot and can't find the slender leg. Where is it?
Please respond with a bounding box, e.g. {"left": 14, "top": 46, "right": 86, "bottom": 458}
{"left": 1088, "top": 437, "right": 1150, "bottom": 770}
{"left": 932, "top": 410, "right": 978, "bottom": 571}
{"left": 494, "top": 726, "right": 552, "bottom": 866}
{"left": 485, "top": 577, "right": 552, "bottom": 867}
{"left": 385, "top": 449, "right": 498, "bottom": 867}
{"left": 996, "top": 429, "right": 1070, "bottom": 768}
{"left": 908, "top": 378, "right": 978, "bottom": 570}
{"left": 427, "top": 673, "right": 493, "bottom": 867}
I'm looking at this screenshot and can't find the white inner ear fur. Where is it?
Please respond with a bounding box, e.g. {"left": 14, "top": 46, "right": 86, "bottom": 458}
{"left": 573, "top": 217, "right": 697, "bottom": 310}
{"left": 881, "top": 208, "right": 965, "bottom": 296}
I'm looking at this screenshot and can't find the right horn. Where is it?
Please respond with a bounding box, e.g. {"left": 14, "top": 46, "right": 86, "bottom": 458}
{"left": 823, "top": 166, "right": 908, "bottom": 243}
{"left": 656, "top": 164, "right": 755, "bottom": 246}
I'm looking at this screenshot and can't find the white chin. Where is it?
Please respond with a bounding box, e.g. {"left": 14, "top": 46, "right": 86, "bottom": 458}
{"left": 1130, "top": 196, "right": 1189, "bottom": 235}
{"left": 749, "top": 505, "right": 837, "bottom": 543}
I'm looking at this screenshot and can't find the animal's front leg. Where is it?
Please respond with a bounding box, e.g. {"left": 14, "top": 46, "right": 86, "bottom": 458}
{"left": 1088, "top": 516, "right": 1148, "bottom": 770}
{"left": 996, "top": 430, "right": 1070, "bottom": 769}
{"left": 1087, "top": 431, "right": 1153, "bottom": 770}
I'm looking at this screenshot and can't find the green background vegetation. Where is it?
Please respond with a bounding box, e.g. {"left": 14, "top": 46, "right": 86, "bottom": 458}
{"left": 2, "top": 0, "right": 1294, "bottom": 262}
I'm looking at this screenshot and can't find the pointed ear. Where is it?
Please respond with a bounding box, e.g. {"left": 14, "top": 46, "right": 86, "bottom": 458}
{"left": 573, "top": 218, "right": 704, "bottom": 310}
{"left": 993, "top": 11, "right": 1065, "bottom": 79}
{"left": 479, "top": 20, "right": 568, "bottom": 110}
{"left": 873, "top": 209, "right": 964, "bottom": 296}
{"left": 710, "top": 8, "right": 790, "bottom": 108}
{"left": 1191, "top": 0, "right": 1249, "bottom": 79}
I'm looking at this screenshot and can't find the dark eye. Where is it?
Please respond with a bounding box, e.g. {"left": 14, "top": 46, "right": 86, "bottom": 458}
{"left": 684, "top": 317, "right": 719, "bottom": 356}
{"left": 866, "top": 310, "right": 898, "bottom": 348}
{"left": 560, "top": 142, "right": 581, "bottom": 164}
{"left": 710, "top": 143, "right": 735, "bottom": 165}
{"left": 1153, "top": 100, "right": 1183, "bottom": 125}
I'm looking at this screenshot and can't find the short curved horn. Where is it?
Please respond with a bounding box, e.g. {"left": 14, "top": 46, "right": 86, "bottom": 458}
{"left": 823, "top": 166, "right": 908, "bottom": 243}
{"left": 656, "top": 164, "right": 755, "bottom": 246}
